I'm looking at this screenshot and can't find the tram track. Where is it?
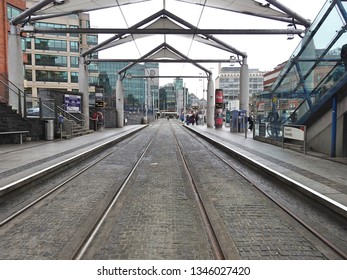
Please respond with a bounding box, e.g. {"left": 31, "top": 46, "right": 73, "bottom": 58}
{"left": 76, "top": 120, "right": 218, "bottom": 260}
{"left": 75, "top": 120, "right": 225, "bottom": 260}
{"left": 170, "top": 122, "right": 225, "bottom": 260}
{"left": 178, "top": 122, "right": 347, "bottom": 259}
{"left": 73, "top": 124, "right": 160, "bottom": 259}
{"left": 0, "top": 148, "right": 118, "bottom": 227}
{"left": 0, "top": 120, "right": 345, "bottom": 259}
{"left": 0, "top": 123, "right": 164, "bottom": 259}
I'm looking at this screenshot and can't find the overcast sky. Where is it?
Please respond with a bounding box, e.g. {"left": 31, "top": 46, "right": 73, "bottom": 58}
{"left": 90, "top": 0, "right": 327, "bottom": 96}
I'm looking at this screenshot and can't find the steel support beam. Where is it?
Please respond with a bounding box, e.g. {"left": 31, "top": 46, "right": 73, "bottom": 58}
{"left": 123, "top": 75, "right": 208, "bottom": 79}
{"left": 31, "top": 27, "right": 305, "bottom": 35}
{"left": 86, "top": 59, "right": 232, "bottom": 63}
{"left": 265, "top": 0, "right": 311, "bottom": 27}
{"left": 11, "top": 0, "right": 55, "bottom": 25}
{"left": 117, "top": 43, "right": 212, "bottom": 77}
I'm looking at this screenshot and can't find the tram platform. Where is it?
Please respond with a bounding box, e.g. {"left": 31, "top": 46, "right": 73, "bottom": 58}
{"left": 185, "top": 123, "right": 347, "bottom": 218}
{"left": 0, "top": 125, "right": 146, "bottom": 194}
{"left": 0, "top": 121, "right": 346, "bottom": 218}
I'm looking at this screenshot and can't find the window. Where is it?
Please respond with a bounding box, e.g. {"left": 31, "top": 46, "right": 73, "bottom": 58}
{"left": 87, "top": 62, "right": 98, "bottom": 73}
{"left": 35, "top": 22, "right": 67, "bottom": 37}
{"left": 89, "top": 76, "right": 99, "bottom": 85}
{"left": 87, "top": 35, "right": 98, "bottom": 45}
{"left": 25, "top": 69, "right": 32, "bottom": 81}
{"left": 69, "top": 41, "right": 79, "bottom": 52}
{"left": 70, "top": 56, "right": 79, "bottom": 68}
{"left": 71, "top": 72, "right": 78, "bottom": 83}
{"left": 24, "top": 38, "right": 32, "bottom": 50}
{"left": 35, "top": 54, "right": 67, "bottom": 67}
{"left": 35, "top": 39, "right": 67, "bottom": 51}
{"left": 7, "top": 5, "right": 22, "bottom": 20}
{"left": 26, "top": 54, "right": 32, "bottom": 65}
{"left": 69, "top": 25, "right": 79, "bottom": 37}
{"left": 36, "top": 70, "right": 68, "bottom": 82}
{"left": 21, "top": 38, "right": 30, "bottom": 51}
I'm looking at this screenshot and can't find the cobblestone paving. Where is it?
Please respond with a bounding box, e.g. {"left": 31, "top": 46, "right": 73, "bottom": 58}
{"left": 202, "top": 131, "right": 347, "bottom": 193}
{"left": 0, "top": 120, "right": 335, "bottom": 259}
{"left": 82, "top": 121, "right": 214, "bottom": 259}
{"left": 172, "top": 122, "right": 328, "bottom": 260}
{"left": 0, "top": 127, "right": 155, "bottom": 259}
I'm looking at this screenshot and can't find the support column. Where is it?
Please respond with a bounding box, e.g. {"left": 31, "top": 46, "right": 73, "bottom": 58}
{"left": 79, "top": 56, "right": 89, "bottom": 129}
{"left": 8, "top": 24, "right": 24, "bottom": 113}
{"left": 116, "top": 75, "right": 124, "bottom": 128}
{"left": 240, "top": 57, "right": 249, "bottom": 113}
{"left": 206, "top": 73, "right": 215, "bottom": 128}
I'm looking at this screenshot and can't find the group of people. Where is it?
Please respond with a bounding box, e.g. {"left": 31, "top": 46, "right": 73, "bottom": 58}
{"left": 180, "top": 113, "right": 200, "bottom": 125}
{"left": 186, "top": 113, "right": 199, "bottom": 125}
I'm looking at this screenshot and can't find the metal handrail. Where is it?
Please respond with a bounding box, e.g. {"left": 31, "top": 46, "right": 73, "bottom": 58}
{"left": 290, "top": 65, "right": 347, "bottom": 124}
{"left": 56, "top": 106, "right": 85, "bottom": 126}
{"left": 0, "top": 74, "right": 26, "bottom": 96}
{"left": 0, "top": 74, "right": 27, "bottom": 116}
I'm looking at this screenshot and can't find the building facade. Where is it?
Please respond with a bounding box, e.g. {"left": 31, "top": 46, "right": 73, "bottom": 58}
{"left": 263, "top": 62, "right": 286, "bottom": 91}
{"left": 98, "top": 62, "right": 159, "bottom": 113}
{"left": 159, "top": 83, "right": 175, "bottom": 112}
{"left": 218, "top": 66, "right": 264, "bottom": 112}
{"left": 0, "top": 0, "right": 26, "bottom": 102}
{"left": 23, "top": 1, "right": 98, "bottom": 104}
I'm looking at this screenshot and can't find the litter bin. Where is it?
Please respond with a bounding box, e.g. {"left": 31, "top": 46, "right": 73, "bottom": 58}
{"left": 45, "top": 120, "right": 54, "bottom": 140}
{"left": 259, "top": 123, "right": 266, "bottom": 137}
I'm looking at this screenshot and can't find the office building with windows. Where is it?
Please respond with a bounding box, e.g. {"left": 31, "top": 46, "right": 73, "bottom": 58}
{"left": 218, "top": 66, "right": 264, "bottom": 106}
{"left": 23, "top": 1, "right": 99, "bottom": 100}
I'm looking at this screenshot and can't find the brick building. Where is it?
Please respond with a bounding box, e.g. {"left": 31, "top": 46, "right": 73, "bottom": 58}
{"left": 0, "top": 0, "right": 26, "bottom": 102}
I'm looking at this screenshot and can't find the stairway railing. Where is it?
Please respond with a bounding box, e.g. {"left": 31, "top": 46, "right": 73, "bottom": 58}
{"left": 0, "top": 74, "right": 27, "bottom": 117}
{"left": 289, "top": 63, "right": 347, "bottom": 124}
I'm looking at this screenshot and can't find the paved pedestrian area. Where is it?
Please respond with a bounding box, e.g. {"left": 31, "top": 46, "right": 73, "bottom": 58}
{"left": 0, "top": 125, "right": 145, "bottom": 190}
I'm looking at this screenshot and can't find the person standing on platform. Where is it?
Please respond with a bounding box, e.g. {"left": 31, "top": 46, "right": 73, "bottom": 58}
{"left": 248, "top": 114, "right": 254, "bottom": 131}
{"left": 341, "top": 44, "right": 347, "bottom": 71}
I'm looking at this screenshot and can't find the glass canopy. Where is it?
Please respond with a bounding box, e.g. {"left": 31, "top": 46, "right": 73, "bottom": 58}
{"left": 30, "top": 0, "right": 289, "bottom": 19}
{"left": 254, "top": 0, "right": 347, "bottom": 140}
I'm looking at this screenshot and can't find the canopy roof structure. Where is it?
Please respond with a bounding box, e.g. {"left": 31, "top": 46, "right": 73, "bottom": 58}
{"left": 12, "top": 0, "right": 313, "bottom": 75}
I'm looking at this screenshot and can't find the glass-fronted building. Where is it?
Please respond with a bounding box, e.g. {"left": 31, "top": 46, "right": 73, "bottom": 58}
{"left": 98, "top": 62, "right": 159, "bottom": 112}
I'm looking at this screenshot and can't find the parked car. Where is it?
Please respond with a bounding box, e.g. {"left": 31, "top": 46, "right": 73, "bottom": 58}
{"left": 27, "top": 107, "right": 40, "bottom": 116}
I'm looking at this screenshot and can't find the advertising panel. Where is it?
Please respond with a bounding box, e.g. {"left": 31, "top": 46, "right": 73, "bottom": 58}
{"left": 64, "top": 94, "right": 81, "bottom": 113}
{"left": 215, "top": 89, "right": 223, "bottom": 128}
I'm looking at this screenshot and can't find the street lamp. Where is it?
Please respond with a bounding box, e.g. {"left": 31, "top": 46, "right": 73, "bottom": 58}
{"left": 144, "top": 78, "right": 148, "bottom": 121}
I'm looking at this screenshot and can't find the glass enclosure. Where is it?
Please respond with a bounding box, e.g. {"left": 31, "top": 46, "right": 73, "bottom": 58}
{"left": 254, "top": 0, "right": 347, "bottom": 140}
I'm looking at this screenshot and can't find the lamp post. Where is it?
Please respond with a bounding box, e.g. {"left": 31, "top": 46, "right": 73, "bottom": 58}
{"left": 152, "top": 89, "right": 155, "bottom": 116}
{"left": 200, "top": 72, "right": 206, "bottom": 124}
{"left": 144, "top": 78, "right": 148, "bottom": 122}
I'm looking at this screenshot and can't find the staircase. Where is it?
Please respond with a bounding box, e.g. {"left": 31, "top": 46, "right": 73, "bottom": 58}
{"left": 57, "top": 118, "right": 94, "bottom": 139}
{"left": 71, "top": 122, "right": 94, "bottom": 137}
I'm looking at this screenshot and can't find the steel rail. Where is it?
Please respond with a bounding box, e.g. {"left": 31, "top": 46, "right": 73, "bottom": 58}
{"left": 73, "top": 124, "right": 161, "bottom": 260}
{"left": 0, "top": 148, "right": 119, "bottom": 227}
{"left": 183, "top": 126, "right": 347, "bottom": 260}
{"left": 0, "top": 129, "right": 144, "bottom": 227}
{"left": 169, "top": 122, "right": 225, "bottom": 260}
